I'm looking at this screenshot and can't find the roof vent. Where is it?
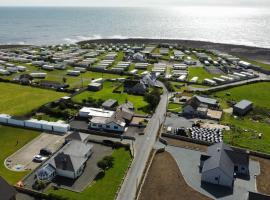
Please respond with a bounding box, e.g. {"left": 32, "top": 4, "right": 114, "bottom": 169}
{"left": 217, "top": 147, "right": 221, "bottom": 152}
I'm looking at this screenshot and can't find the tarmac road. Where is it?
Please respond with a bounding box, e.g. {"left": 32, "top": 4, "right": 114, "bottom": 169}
{"left": 116, "top": 81, "right": 169, "bottom": 200}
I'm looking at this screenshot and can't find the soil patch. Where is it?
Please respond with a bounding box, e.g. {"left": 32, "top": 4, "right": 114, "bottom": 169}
{"left": 139, "top": 151, "right": 212, "bottom": 200}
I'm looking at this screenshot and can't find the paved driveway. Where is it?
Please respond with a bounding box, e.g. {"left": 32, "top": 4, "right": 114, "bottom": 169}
{"left": 5, "top": 133, "right": 66, "bottom": 171}
{"left": 155, "top": 143, "right": 260, "bottom": 200}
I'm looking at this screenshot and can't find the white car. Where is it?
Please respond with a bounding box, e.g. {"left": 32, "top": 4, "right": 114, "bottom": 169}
{"left": 33, "top": 155, "right": 47, "bottom": 163}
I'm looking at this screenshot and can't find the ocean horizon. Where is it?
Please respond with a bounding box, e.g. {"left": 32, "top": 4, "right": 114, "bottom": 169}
{"left": 0, "top": 6, "right": 270, "bottom": 48}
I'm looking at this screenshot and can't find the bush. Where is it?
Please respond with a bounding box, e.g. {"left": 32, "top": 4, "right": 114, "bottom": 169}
{"left": 97, "top": 155, "right": 114, "bottom": 172}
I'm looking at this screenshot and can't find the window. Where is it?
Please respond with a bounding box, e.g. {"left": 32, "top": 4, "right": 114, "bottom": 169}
{"left": 215, "top": 177, "right": 219, "bottom": 181}
{"left": 98, "top": 124, "right": 102, "bottom": 128}
{"left": 114, "top": 126, "right": 119, "bottom": 130}
{"left": 106, "top": 125, "right": 110, "bottom": 129}
{"left": 241, "top": 167, "right": 245, "bottom": 170}
{"left": 92, "top": 123, "right": 96, "bottom": 127}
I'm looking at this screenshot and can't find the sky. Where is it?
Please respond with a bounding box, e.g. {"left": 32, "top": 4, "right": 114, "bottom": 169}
{"left": 0, "top": 0, "right": 270, "bottom": 7}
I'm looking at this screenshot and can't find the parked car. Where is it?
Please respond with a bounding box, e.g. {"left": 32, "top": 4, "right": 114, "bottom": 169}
{"left": 40, "top": 148, "right": 52, "bottom": 156}
{"left": 33, "top": 155, "right": 47, "bottom": 163}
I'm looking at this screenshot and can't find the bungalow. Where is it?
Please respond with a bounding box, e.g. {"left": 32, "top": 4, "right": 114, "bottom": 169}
{"left": 200, "top": 143, "right": 249, "bottom": 188}
{"left": 89, "top": 103, "right": 134, "bottom": 133}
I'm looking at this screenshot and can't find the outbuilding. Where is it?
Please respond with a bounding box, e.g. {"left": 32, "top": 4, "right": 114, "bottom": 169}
{"left": 233, "top": 100, "right": 253, "bottom": 116}
{"left": 102, "top": 99, "right": 118, "bottom": 110}
{"left": 88, "top": 82, "right": 103, "bottom": 91}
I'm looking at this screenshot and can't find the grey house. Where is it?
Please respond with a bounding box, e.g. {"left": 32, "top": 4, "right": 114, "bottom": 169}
{"left": 233, "top": 100, "right": 253, "bottom": 116}
{"left": 200, "top": 143, "right": 249, "bottom": 188}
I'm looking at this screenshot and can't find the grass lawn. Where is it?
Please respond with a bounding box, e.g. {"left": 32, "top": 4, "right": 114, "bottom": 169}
{"left": 211, "top": 82, "right": 270, "bottom": 109}
{"left": 168, "top": 103, "right": 182, "bottom": 113}
{"left": 0, "top": 125, "right": 40, "bottom": 184}
{"left": 72, "top": 81, "right": 149, "bottom": 114}
{"left": 0, "top": 83, "right": 67, "bottom": 116}
{"left": 188, "top": 67, "right": 216, "bottom": 83}
{"left": 222, "top": 114, "right": 270, "bottom": 154}
{"left": 47, "top": 148, "right": 131, "bottom": 200}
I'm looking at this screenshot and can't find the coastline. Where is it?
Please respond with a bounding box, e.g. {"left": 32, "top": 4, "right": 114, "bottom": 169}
{"left": 1, "top": 38, "right": 269, "bottom": 63}
{"left": 78, "top": 38, "right": 270, "bottom": 63}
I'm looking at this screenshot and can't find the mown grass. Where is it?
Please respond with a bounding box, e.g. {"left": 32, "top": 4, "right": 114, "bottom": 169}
{"left": 168, "top": 103, "right": 182, "bottom": 113}
{"left": 72, "top": 81, "right": 149, "bottom": 114}
{"left": 222, "top": 114, "right": 270, "bottom": 154}
{"left": 188, "top": 67, "right": 216, "bottom": 83}
{"left": 0, "top": 83, "right": 67, "bottom": 116}
{"left": 211, "top": 82, "right": 270, "bottom": 109}
{"left": 0, "top": 125, "right": 40, "bottom": 184}
{"left": 47, "top": 148, "right": 132, "bottom": 200}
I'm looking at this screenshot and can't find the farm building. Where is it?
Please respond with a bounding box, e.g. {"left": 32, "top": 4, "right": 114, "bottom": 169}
{"left": 200, "top": 143, "right": 249, "bottom": 188}
{"left": 233, "top": 100, "right": 253, "bottom": 116}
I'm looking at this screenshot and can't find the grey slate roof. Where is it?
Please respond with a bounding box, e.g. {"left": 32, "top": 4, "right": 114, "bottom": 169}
{"left": 194, "top": 95, "right": 218, "bottom": 106}
{"left": 202, "top": 143, "right": 235, "bottom": 179}
{"left": 50, "top": 140, "right": 93, "bottom": 172}
{"left": 65, "top": 132, "right": 89, "bottom": 142}
{"left": 102, "top": 99, "right": 118, "bottom": 108}
{"left": 0, "top": 176, "right": 17, "bottom": 200}
{"left": 234, "top": 100, "right": 253, "bottom": 110}
{"left": 202, "top": 143, "right": 249, "bottom": 179}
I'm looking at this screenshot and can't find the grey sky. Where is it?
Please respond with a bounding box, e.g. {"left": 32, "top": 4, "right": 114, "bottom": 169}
{"left": 0, "top": 0, "right": 270, "bottom": 7}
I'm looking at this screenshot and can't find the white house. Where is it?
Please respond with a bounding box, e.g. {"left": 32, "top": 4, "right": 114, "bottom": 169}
{"left": 79, "top": 107, "right": 114, "bottom": 118}
{"left": 37, "top": 140, "right": 93, "bottom": 181}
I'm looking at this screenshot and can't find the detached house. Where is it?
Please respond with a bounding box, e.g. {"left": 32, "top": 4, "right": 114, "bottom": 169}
{"left": 89, "top": 102, "right": 134, "bottom": 133}
{"left": 37, "top": 140, "right": 93, "bottom": 181}
{"left": 124, "top": 80, "right": 148, "bottom": 95}
{"left": 200, "top": 143, "right": 249, "bottom": 188}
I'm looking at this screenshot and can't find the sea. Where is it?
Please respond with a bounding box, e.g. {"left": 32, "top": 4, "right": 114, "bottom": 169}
{"left": 0, "top": 6, "right": 270, "bottom": 48}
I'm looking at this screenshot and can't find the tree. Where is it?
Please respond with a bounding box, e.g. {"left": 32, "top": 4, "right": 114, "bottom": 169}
{"left": 97, "top": 155, "right": 114, "bottom": 172}
{"left": 144, "top": 88, "right": 162, "bottom": 110}
{"left": 97, "top": 160, "right": 107, "bottom": 172}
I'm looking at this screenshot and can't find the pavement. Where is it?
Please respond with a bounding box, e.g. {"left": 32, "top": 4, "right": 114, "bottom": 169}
{"left": 5, "top": 133, "right": 66, "bottom": 172}
{"left": 155, "top": 142, "right": 260, "bottom": 200}
{"left": 116, "top": 81, "right": 169, "bottom": 200}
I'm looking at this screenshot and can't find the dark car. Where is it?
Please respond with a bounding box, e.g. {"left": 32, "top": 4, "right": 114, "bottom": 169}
{"left": 40, "top": 148, "right": 52, "bottom": 156}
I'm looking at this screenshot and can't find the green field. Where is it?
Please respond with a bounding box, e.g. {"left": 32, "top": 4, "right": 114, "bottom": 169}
{"left": 222, "top": 114, "right": 270, "bottom": 154}
{"left": 47, "top": 148, "right": 131, "bottom": 200}
{"left": 72, "top": 81, "right": 149, "bottom": 114}
{"left": 0, "top": 83, "right": 67, "bottom": 116}
{"left": 188, "top": 67, "right": 216, "bottom": 83}
{"left": 168, "top": 103, "right": 182, "bottom": 113}
{"left": 0, "top": 125, "right": 39, "bottom": 184}
{"left": 212, "top": 82, "right": 270, "bottom": 109}
{"left": 3, "top": 62, "right": 127, "bottom": 89}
